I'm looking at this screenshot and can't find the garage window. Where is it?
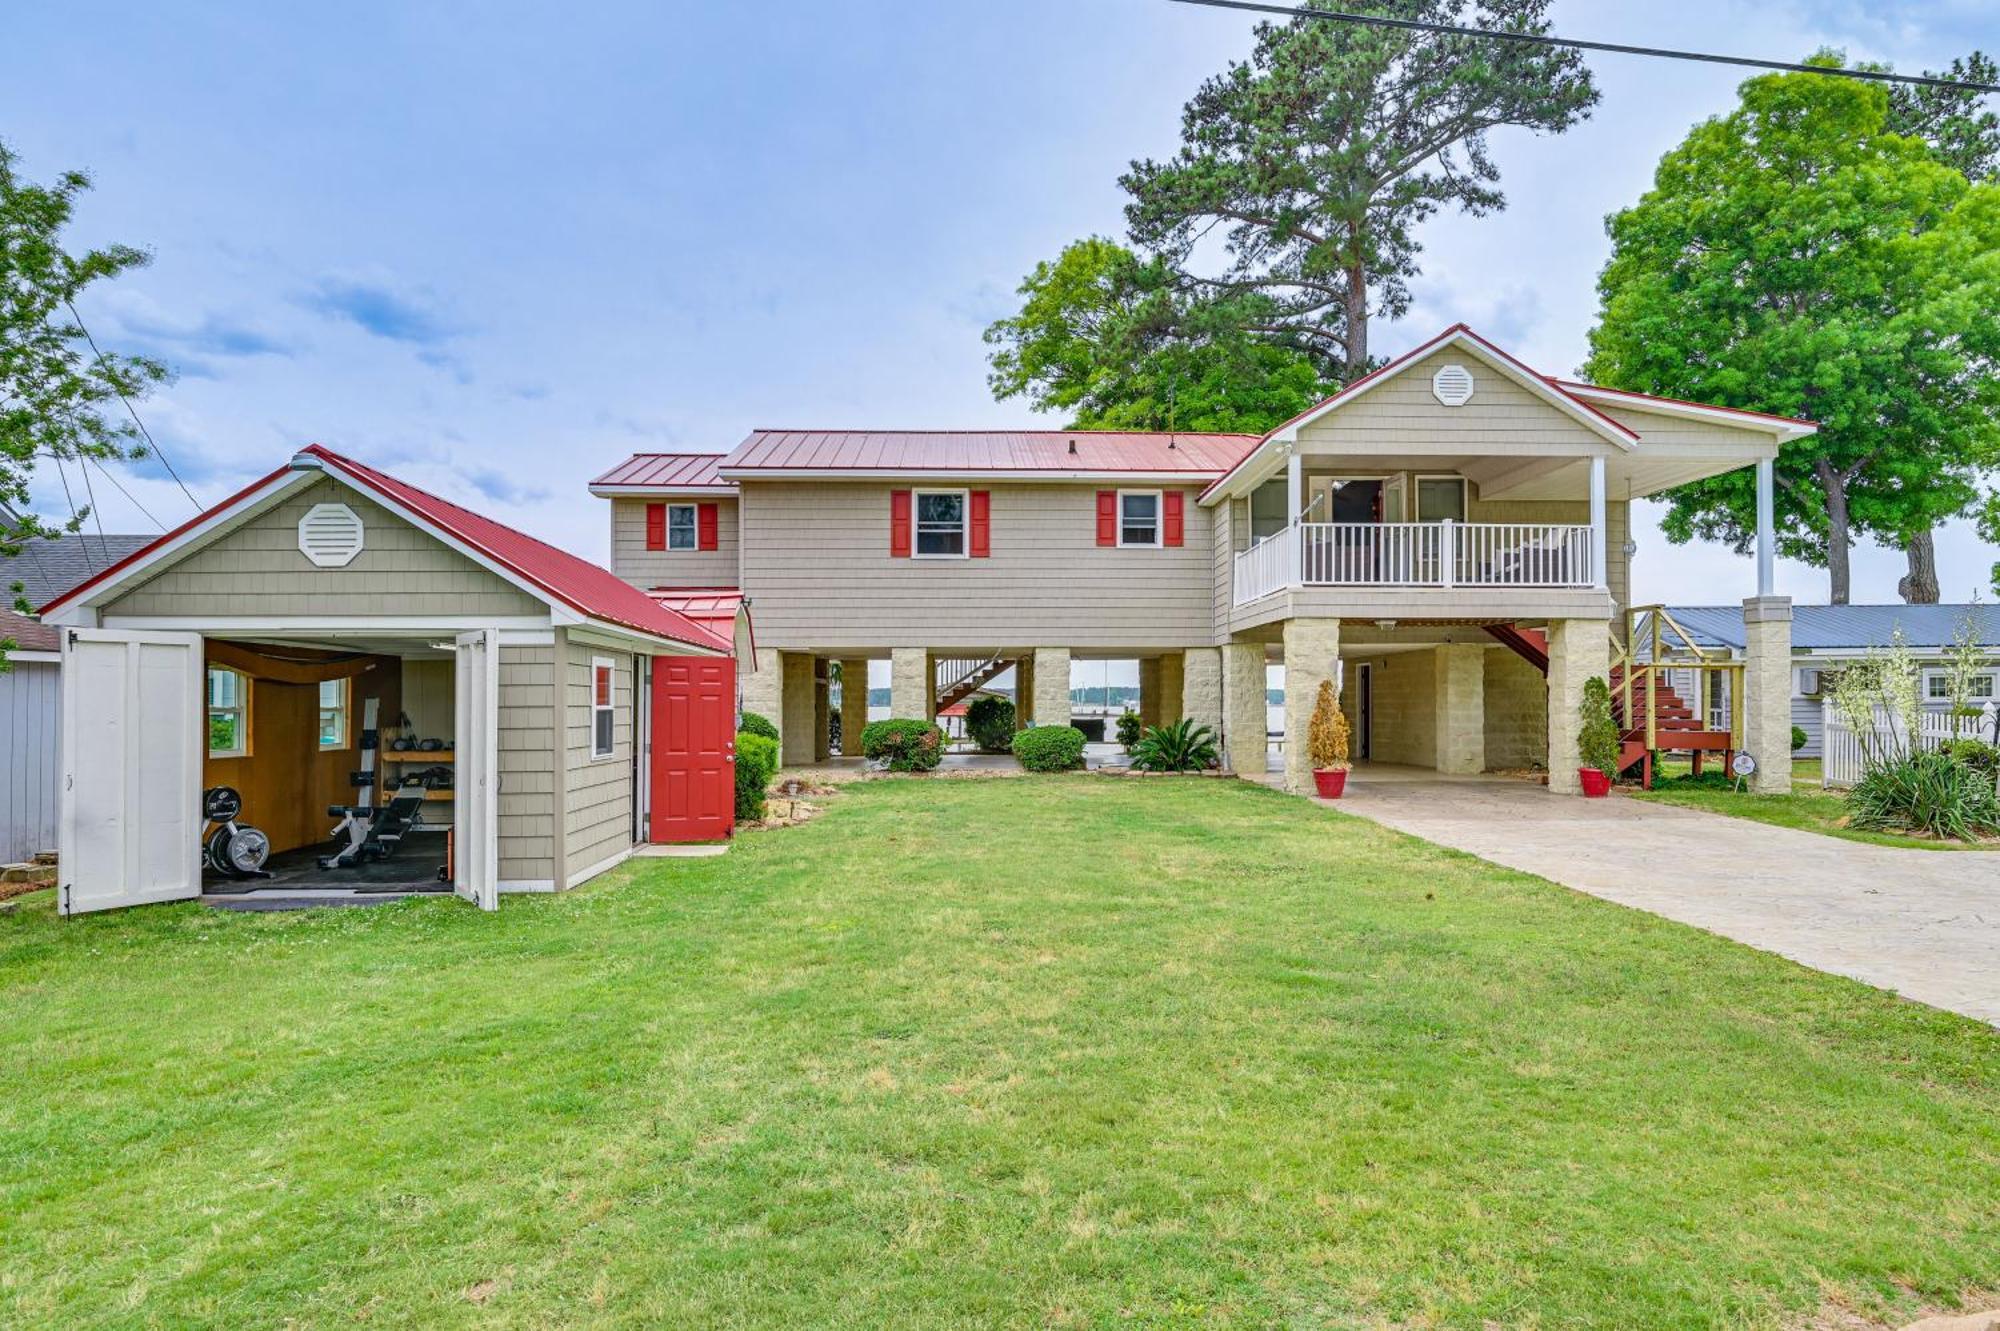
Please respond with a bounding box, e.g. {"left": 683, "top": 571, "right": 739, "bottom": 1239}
{"left": 318, "top": 678, "right": 349, "bottom": 749}
{"left": 208, "top": 667, "right": 248, "bottom": 757}
{"left": 591, "top": 657, "right": 616, "bottom": 758}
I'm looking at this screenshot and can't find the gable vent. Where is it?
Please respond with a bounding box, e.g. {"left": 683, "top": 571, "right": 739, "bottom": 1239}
{"left": 298, "top": 502, "right": 365, "bottom": 567}
{"left": 1431, "top": 363, "right": 1476, "bottom": 406}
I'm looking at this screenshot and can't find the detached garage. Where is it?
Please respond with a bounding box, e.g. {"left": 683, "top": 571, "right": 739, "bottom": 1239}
{"left": 39, "top": 445, "right": 740, "bottom": 915}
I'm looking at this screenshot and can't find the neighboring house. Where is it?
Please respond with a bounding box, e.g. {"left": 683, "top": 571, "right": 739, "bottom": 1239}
{"left": 591, "top": 323, "right": 1814, "bottom": 796}
{"left": 1638, "top": 603, "right": 2000, "bottom": 757}
{"left": 0, "top": 532, "right": 153, "bottom": 863}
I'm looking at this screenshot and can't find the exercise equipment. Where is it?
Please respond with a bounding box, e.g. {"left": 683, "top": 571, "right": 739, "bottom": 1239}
{"left": 320, "top": 696, "right": 385, "bottom": 870}
{"left": 201, "top": 786, "right": 272, "bottom": 879}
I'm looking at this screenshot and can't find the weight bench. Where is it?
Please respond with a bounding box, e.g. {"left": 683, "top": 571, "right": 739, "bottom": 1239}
{"left": 320, "top": 773, "right": 430, "bottom": 870}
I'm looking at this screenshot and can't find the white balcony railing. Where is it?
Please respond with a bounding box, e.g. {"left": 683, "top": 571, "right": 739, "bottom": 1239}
{"left": 1233, "top": 520, "right": 1598, "bottom": 606}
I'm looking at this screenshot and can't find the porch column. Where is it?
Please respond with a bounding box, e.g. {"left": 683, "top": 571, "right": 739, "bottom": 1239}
{"left": 838, "top": 658, "right": 870, "bottom": 756}
{"left": 1219, "top": 642, "right": 1263, "bottom": 775}
{"left": 1014, "top": 655, "right": 1033, "bottom": 728}
{"left": 1282, "top": 619, "right": 1341, "bottom": 796}
{"left": 1157, "top": 652, "right": 1185, "bottom": 727}
{"left": 890, "top": 648, "right": 930, "bottom": 721}
{"left": 813, "top": 664, "right": 832, "bottom": 762}
{"left": 1545, "top": 619, "right": 1611, "bottom": 795}
{"left": 741, "top": 648, "right": 784, "bottom": 746}
{"left": 1137, "top": 657, "right": 1162, "bottom": 730}
{"left": 1286, "top": 446, "right": 1304, "bottom": 583}
{"left": 1434, "top": 644, "right": 1486, "bottom": 775}
{"left": 1743, "top": 595, "right": 1793, "bottom": 794}
{"left": 1755, "top": 457, "right": 1775, "bottom": 598}
{"left": 1588, "top": 455, "right": 1608, "bottom": 591}
{"left": 1185, "top": 645, "right": 1224, "bottom": 740}
{"left": 1031, "top": 647, "right": 1072, "bottom": 727}
{"left": 781, "top": 653, "right": 816, "bottom": 766}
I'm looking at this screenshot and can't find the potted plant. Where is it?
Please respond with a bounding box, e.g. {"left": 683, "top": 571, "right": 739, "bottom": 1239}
{"left": 1305, "top": 678, "right": 1351, "bottom": 798}
{"left": 1577, "top": 676, "right": 1619, "bottom": 797}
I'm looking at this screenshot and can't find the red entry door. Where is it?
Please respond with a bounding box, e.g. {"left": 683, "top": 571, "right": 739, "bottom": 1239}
{"left": 650, "top": 655, "right": 736, "bottom": 842}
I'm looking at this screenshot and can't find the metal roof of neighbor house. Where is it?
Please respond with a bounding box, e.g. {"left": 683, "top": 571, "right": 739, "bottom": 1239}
{"left": 589, "top": 453, "right": 735, "bottom": 492}
{"left": 1652, "top": 603, "right": 2000, "bottom": 652}
{"left": 717, "top": 429, "right": 1263, "bottom": 476}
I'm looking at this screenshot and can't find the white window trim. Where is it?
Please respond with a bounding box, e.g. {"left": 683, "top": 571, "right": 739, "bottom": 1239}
{"left": 208, "top": 666, "right": 249, "bottom": 759}
{"left": 1116, "top": 489, "right": 1163, "bottom": 548}
{"left": 317, "top": 677, "right": 350, "bottom": 751}
{"left": 1922, "top": 667, "right": 1998, "bottom": 702}
{"left": 911, "top": 487, "right": 970, "bottom": 560}
{"left": 590, "top": 656, "right": 617, "bottom": 759}
{"left": 1413, "top": 474, "right": 1469, "bottom": 523}
{"left": 665, "top": 502, "right": 698, "bottom": 551}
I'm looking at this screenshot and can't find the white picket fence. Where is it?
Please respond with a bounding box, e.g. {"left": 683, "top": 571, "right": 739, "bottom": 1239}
{"left": 1821, "top": 701, "right": 1997, "bottom": 787}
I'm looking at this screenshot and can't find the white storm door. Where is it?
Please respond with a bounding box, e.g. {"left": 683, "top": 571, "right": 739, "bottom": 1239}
{"left": 453, "top": 629, "right": 500, "bottom": 911}
{"left": 58, "top": 628, "right": 204, "bottom": 915}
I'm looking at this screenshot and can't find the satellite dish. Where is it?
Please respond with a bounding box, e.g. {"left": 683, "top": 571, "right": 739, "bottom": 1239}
{"left": 1731, "top": 752, "right": 1757, "bottom": 777}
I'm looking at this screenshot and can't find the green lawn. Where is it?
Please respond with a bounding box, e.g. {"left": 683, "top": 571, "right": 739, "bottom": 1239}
{"left": 1635, "top": 760, "right": 2000, "bottom": 851}
{"left": 2, "top": 779, "right": 1995, "bottom": 1329}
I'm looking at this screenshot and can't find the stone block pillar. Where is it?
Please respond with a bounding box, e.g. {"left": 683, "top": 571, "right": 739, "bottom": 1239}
{"left": 741, "top": 648, "right": 784, "bottom": 749}
{"left": 1743, "top": 595, "right": 1793, "bottom": 794}
{"left": 781, "top": 653, "right": 817, "bottom": 766}
{"left": 1218, "top": 643, "right": 1262, "bottom": 775}
{"left": 1434, "top": 644, "right": 1486, "bottom": 775}
{"left": 1032, "top": 647, "right": 1072, "bottom": 727}
{"left": 889, "top": 648, "right": 930, "bottom": 722}
{"left": 1282, "top": 619, "right": 1341, "bottom": 796}
{"left": 813, "top": 664, "right": 832, "bottom": 761}
{"left": 1014, "top": 655, "right": 1033, "bottom": 728}
{"left": 1137, "top": 657, "right": 1162, "bottom": 730}
{"left": 1157, "top": 652, "right": 1185, "bottom": 727}
{"left": 1546, "top": 618, "right": 1611, "bottom": 795}
{"left": 838, "top": 658, "right": 870, "bottom": 756}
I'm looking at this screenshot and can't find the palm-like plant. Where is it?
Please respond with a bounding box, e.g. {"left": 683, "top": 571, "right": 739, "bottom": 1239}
{"left": 1129, "top": 718, "right": 1219, "bottom": 772}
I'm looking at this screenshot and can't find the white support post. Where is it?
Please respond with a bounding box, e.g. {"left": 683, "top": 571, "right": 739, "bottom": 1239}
{"left": 1755, "top": 456, "right": 1775, "bottom": 598}
{"left": 1438, "top": 518, "right": 1455, "bottom": 589}
{"left": 1285, "top": 446, "right": 1304, "bottom": 586}
{"left": 1588, "top": 455, "right": 1608, "bottom": 591}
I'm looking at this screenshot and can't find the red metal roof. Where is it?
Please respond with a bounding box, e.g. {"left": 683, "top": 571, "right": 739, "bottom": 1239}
{"left": 589, "top": 452, "right": 734, "bottom": 491}
{"left": 718, "top": 429, "right": 1262, "bottom": 476}
{"left": 649, "top": 586, "right": 752, "bottom": 659}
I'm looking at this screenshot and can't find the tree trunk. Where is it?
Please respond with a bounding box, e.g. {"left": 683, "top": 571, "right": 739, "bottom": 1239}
{"left": 1344, "top": 249, "right": 1369, "bottom": 381}
{"left": 1897, "top": 530, "right": 1940, "bottom": 604}
{"left": 1818, "top": 460, "right": 1852, "bottom": 605}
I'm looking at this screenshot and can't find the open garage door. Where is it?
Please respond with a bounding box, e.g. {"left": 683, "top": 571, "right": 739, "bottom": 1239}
{"left": 453, "top": 629, "right": 499, "bottom": 910}
{"left": 58, "top": 628, "right": 205, "bottom": 915}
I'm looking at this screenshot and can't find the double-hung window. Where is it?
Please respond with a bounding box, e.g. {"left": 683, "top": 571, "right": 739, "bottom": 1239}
{"left": 1925, "top": 670, "right": 1997, "bottom": 702}
{"left": 208, "top": 667, "right": 248, "bottom": 757}
{"left": 1118, "top": 491, "right": 1161, "bottom": 547}
{"left": 318, "top": 678, "right": 349, "bottom": 749}
{"left": 666, "top": 503, "right": 697, "bottom": 551}
{"left": 591, "top": 657, "right": 616, "bottom": 758}
{"left": 914, "top": 490, "right": 967, "bottom": 558}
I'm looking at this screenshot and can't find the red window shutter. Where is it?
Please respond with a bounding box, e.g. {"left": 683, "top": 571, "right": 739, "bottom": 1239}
{"left": 1096, "top": 490, "right": 1116, "bottom": 546}
{"left": 697, "top": 502, "right": 720, "bottom": 551}
{"left": 645, "top": 503, "right": 665, "bottom": 551}
{"left": 969, "top": 490, "right": 991, "bottom": 558}
{"left": 1163, "top": 491, "right": 1185, "bottom": 547}
{"left": 889, "top": 489, "right": 912, "bottom": 558}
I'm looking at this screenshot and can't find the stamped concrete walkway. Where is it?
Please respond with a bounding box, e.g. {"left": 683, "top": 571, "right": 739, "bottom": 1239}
{"left": 1324, "top": 766, "right": 2000, "bottom": 1025}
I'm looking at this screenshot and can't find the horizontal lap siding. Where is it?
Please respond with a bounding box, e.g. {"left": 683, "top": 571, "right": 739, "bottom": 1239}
{"left": 610, "top": 497, "right": 739, "bottom": 589}
{"left": 498, "top": 645, "right": 556, "bottom": 883}
{"left": 1300, "top": 348, "right": 1607, "bottom": 453}
{"left": 564, "top": 643, "right": 634, "bottom": 876}
{"left": 103, "top": 477, "right": 545, "bottom": 620}
{"left": 739, "top": 482, "right": 1215, "bottom": 650}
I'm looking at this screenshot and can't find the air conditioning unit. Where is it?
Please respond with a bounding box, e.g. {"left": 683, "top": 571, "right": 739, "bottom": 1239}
{"left": 1797, "top": 667, "right": 1821, "bottom": 697}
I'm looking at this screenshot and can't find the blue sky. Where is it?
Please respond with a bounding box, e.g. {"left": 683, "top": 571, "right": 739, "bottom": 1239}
{"left": 5, "top": 0, "right": 1996, "bottom": 616}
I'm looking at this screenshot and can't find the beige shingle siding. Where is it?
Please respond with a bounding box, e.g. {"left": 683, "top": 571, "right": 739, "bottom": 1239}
{"left": 1301, "top": 348, "right": 1611, "bottom": 453}
{"left": 103, "top": 477, "right": 546, "bottom": 619}
{"left": 564, "top": 642, "right": 635, "bottom": 877}
{"left": 738, "top": 481, "right": 1216, "bottom": 650}
{"left": 609, "top": 497, "right": 740, "bottom": 590}
{"left": 498, "top": 644, "right": 556, "bottom": 883}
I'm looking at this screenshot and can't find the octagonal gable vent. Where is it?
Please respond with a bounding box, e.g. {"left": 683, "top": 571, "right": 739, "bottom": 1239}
{"left": 298, "top": 502, "right": 365, "bottom": 567}
{"left": 1431, "top": 363, "right": 1476, "bottom": 406}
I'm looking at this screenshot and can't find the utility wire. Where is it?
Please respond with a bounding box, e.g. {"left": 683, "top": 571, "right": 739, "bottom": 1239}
{"left": 1167, "top": 0, "right": 2000, "bottom": 94}
{"left": 46, "top": 453, "right": 93, "bottom": 573}
{"left": 75, "top": 447, "right": 110, "bottom": 547}
{"left": 62, "top": 297, "right": 201, "bottom": 511}
{"left": 84, "top": 454, "right": 166, "bottom": 532}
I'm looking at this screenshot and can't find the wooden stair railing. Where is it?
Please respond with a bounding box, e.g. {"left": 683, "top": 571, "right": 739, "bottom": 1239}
{"left": 934, "top": 655, "right": 1010, "bottom": 712}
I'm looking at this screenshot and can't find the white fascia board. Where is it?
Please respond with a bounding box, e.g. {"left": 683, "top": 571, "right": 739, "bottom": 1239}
{"left": 1558, "top": 383, "right": 1819, "bottom": 441}
{"left": 571, "top": 617, "right": 729, "bottom": 657}
{"left": 98, "top": 614, "right": 557, "bottom": 634}
{"left": 8, "top": 649, "right": 60, "bottom": 663}
{"left": 714, "top": 468, "right": 1222, "bottom": 485}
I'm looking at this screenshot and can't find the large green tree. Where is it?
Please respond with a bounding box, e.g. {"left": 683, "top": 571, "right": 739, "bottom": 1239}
{"left": 1585, "top": 68, "right": 2000, "bottom": 605}
{"left": 0, "top": 140, "right": 167, "bottom": 559}
{"left": 988, "top": 0, "right": 1596, "bottom": 429}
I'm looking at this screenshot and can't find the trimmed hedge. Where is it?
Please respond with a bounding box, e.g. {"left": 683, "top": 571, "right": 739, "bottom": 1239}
{"left": 860, "top": 718, "right": 946, "bottom": 772}
{"left": 739, "top": 711, "right": 780, "bottom": 745}
{"left": 965, "top": 695, "right": 1017, "bottom": 752}
{"left": 735, "top": 732, "right": 779, "bottom": 821}
{"left": 1013, "top": 725, "right": 1087, "bottom": 772}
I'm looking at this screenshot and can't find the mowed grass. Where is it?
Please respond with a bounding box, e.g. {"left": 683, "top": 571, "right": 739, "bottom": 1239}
{"left": 1, "top": 778, "right": 1995, "bottom": 1330}
{"left": 1634, "top": 761, "right": 1999, "bottom": 851}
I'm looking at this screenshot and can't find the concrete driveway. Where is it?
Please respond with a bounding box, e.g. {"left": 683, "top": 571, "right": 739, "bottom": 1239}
{"left": 1328, "top": 766, "right": 2000, "bottom": 1025}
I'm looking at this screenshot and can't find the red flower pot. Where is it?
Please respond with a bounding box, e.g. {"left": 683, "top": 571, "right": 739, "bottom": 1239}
{"left": 1578, "top": 767, "right": 1611, "bottom": 798}
{"left": 1313, "top": 768, "right": 1348, "bottom": 799}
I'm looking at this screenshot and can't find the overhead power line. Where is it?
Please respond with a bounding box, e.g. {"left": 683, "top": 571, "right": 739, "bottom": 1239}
{"left": 63, "top": 297, "right": 202, "bottom": 511}
{"left": 1167, "top": 0, "right": 2000, "bottom": 94}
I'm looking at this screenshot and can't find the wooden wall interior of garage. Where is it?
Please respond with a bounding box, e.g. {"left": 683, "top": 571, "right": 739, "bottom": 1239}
{"left": 203, "top": 641, "right": 405, "bottom": 855}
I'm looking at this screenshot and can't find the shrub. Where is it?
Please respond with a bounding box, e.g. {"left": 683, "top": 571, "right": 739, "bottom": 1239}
{"left": 965, "top": 695, "right": 1017, "bottom": 752}
{"left": 1943, "top": 738, "right": 2000, "bottom": 781}
{"left": 1115, "top": 709, "right": 1143, "bottom": 749}
{"left": 1304, "top": 678, "right": 1349, "bottom": 771}
{"left": 1578, "top": 676, "right": 1621, "bottom": 777}
{"left": 1012, "top": 725, "right": 1087, "bottom": 772}
{"left": 1846, "top": 749, "right": 2000, "bottom": 842}
{"left": 1130, "top": 718, "right": 1218, "bottom": 772}
{"left": 734, "top": 732, "right": 779, "bottom": 821}
{"left": 860, "top": 718, "right": 946, "bottom": 772}
{"left": 738, "top": 710, "right": 780, "bottom": 744}
{"left": 1791, "top": 724, "right": 1808, "bottom": 752}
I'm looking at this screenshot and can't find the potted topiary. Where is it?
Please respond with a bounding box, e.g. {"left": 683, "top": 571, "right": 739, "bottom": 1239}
{"left": 1305, "top": 678, "right": 1351, "bottom": 798}
{"left": 1577, "top": 676, "right": 1619, "bottom": 797}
